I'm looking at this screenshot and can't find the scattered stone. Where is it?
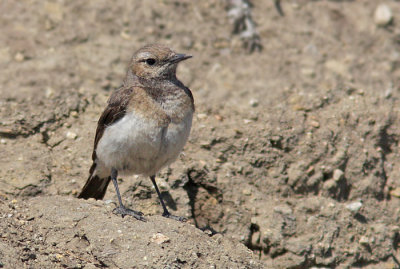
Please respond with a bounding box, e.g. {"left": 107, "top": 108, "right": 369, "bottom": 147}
{"left": 374, "top": 4, "right": 393, "bottom": 26}
{"left": 249, "top": 98, "right": 259, "bottom": 107}
{"left": 120, "top": 30, "right": 131, "bottom": 40}
{"left": 345, "top": 201, "right": 362, "bottom": 213}
{"left": 66, "top": 131, "right": 77, "bottom": 140}
{"left": 55, "top": 254, "right": 63, "bottom": 260}
{"left": 70, "top": 111, "right": 79, "bottom": 118}
{"left": 390, "top": 188, "right": 400, "bottom": 198}
{"left": 214, "top": 115, "right": 223, "bottom": 121}
{"left": 285, "top": 236, "right": 312, "bottom": 255}
{"left": 274, "top": 205, "right": 293, "bottom": 215}
{"left": 333, "top": 169, "right": 344, "bottom": 181}
{"left": 14, "top": 52, "right": 25, "bottom": 62}
{"left": 200, "top": 141, "right": 211, "bottom": 149}
{"left": 325, "top": 60, "right": 349, "bottom": 77}
{"left": 301, "top": 67, "right": 316, "bottom": 77}
{"left": 197, "top": 113, "right": 207, "bottom": 119}
{"left": 309, "top": 120, "right": 320, "bottom": 128}
{"left": 359, "top": 236, "right": 369, "bottom": 246}
{"left": 151, "top": 233, "right": 170, "bottom": 245}
{"left": 323, "top": 179, "right": 336, "bottom": 190}
{"left": 45, "top": 87, "right": 54, "bottom": 98}
{"left": 242, "top": 189, "right": 251, "bottom": 196}
{"left": 0, "top": 139, "right": 6, "bottom": 144}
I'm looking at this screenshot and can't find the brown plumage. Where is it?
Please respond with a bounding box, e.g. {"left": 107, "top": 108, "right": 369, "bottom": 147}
{"left": 78, "top": 44, "right": 194, "bottom": 221}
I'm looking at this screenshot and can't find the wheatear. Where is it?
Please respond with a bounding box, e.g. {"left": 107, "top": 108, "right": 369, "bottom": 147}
{"left": 78, "top": 44, "right": 194, "bottom": 221}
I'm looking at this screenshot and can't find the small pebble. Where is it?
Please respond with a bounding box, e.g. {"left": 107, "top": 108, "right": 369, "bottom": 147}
{"left": 323, "top": 179, "right": 336, "bottom": 190}
{"left": 214, "top": 115, "right": 223, "bottom": 121}
{"left": 310, "top": 120, "right": 320, "bottom": 128}
{"left": 390, "top": 188, "right": 400, "bottom": 198}
{"left": 374, "top": 4, "right": 393, "bottom": 26}
{"left": 120, "top": 30, "right": 131, "bottom": 40}
{"left": 242, "top": 189, "right": 251, "bottom": 196}
{"left": 301, "top": 67, "right": 316, "bottom": 77}
{"left": 71, "top": 189, "right": 78, "bottom": 195}
{"left": 249, "top": 99, "right": 259, "bottom": 107}
{"left": 359, "top": 236, "right": 369, "bottom": 246}
{"left": 158, "top": 180, "right": 168, "bottom": 190}
{"left": 151, "top": 233, "right": 170, "bottom": 244}
{"left": 0, "top": 139, "right": 6, "bottom": 144}
{"left": 333, "top": 169, "right": 344, "bottom": 181}
{"left": 325, "top": 60, "right": 348, "bottom": 77}
{"left": 66, "top": 131, "right": 77, "bottom": 140}
{"left": 346, "top": 201, "right": 362, "bottom": 213}
{"left": 274, "top": 205, "right": 293, "bottom": 215}
{"left": 203, "top": 229, "right": 213, "bottom": 236}
{"left": 197, "top": 113, "right": 207, "bottom": 119}
{"left": 55, "top": 254, "right": 63, "bottom": 260}
{"left": 45, "top": 87, "right": 54, "bottom": 98}
{"left": 70, "top": 111, "right": 79, "bottom": 118}
{"left": 14, "top": 52, "right": 24, "bottom": 62}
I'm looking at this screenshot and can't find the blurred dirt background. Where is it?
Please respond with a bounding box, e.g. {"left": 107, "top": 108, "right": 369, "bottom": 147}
{"left": 1, "top": 0, "right": 400, "bottom": 268}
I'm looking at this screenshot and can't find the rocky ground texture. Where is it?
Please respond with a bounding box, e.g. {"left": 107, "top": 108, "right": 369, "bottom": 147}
{"left": 1, "top": 1, "right": 400, "bottom": 268}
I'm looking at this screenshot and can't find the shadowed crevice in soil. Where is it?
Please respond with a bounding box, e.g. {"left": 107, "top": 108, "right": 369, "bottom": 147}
{"left": 181, "top": 167, "right": 222, "bottom": 230}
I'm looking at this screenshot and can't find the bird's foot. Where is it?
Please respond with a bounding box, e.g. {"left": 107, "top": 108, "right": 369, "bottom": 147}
{"left": 162, "top": 212, "right": 187, "bottom": 222}
{"left": 113, "top": 206, "right": 146, "bottom": 221}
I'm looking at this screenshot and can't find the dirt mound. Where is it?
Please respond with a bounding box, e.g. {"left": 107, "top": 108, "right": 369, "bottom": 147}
{"left": 0, "top": 196, "right": 261, "bottom": 268}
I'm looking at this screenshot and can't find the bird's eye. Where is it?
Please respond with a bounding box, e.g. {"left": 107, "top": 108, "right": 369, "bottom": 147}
{"left": 145, "top": 58, "right": 156, "bottom": 65}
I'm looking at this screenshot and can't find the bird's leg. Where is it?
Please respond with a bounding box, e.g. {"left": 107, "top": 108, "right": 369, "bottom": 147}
{"left": 150, "top": 175, "right": 187, "bottom": 222}
{"left": 111, "top": 168, "right": 146, "bottom": 221}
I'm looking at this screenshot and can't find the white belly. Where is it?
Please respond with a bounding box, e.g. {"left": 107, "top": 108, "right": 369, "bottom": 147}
{"left": 95, "top": 111, "right": 192, "bottom": 177}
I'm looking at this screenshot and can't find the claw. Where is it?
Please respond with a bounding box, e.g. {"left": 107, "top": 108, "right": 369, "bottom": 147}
{"left": 113, "top": 206, "right": 146, "bottom": 222}
{"left": 162, "top": 212, "right": 187, "bottom": 222}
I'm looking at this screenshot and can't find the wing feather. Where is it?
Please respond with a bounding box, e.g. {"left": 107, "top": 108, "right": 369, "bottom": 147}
{"left": 91, "top": 87, "right": 133, "bottom": 161}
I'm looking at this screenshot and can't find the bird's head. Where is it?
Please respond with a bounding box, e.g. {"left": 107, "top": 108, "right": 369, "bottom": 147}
{"left": 129, "top": 44, "right": 192, "bottom": 80}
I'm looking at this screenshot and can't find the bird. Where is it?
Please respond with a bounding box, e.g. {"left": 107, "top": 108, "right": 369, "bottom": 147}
{"left": 78, "top": 44, "right": 194, "bottom": 222}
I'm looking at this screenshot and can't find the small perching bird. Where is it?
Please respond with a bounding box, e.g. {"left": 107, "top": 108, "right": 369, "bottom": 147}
{"left": 78, "top": 44, "right": 194, "bottom": 222}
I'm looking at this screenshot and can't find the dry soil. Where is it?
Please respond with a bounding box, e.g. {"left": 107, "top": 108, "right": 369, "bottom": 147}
{"left": 1, "top": 1, "right": 400, "bottom": 268}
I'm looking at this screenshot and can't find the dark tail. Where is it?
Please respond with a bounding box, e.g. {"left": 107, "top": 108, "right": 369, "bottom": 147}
{"left": 78, "top": 163, "right": 111, "bottom": 200}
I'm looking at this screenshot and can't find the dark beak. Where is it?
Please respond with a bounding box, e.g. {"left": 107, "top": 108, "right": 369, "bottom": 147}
{"left": 169, "top": 53, "right": 192, "bottom": 64}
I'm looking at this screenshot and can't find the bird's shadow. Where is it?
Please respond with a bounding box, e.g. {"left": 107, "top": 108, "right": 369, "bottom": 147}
{"left": 161, "top": 191, "right": 177, "bottom": 211}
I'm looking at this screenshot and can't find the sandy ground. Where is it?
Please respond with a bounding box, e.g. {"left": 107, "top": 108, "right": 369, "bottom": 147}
{"left": 1, "top": 1, "right": 400, "bottom": 268}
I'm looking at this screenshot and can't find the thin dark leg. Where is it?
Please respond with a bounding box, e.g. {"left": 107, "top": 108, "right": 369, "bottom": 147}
{"left": 150, "top": 175, "right": 186, "bottom": 222}
{"left": 111, "top": 168, "right": 145, "bottom": 221}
